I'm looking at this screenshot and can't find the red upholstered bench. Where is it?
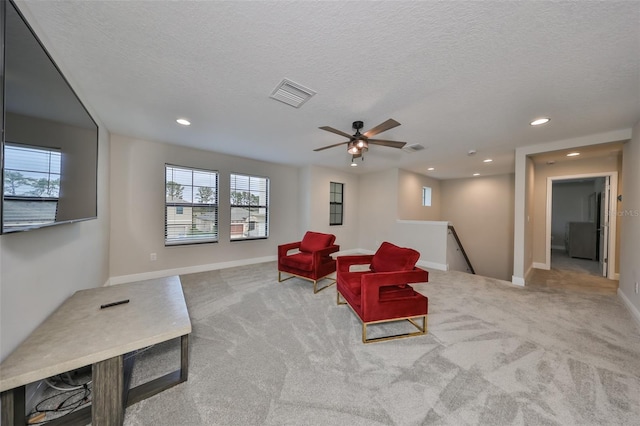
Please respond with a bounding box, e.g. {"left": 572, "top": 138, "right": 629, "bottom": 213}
{"left": 336, "top": 242, "right": 429, "bottom": 343}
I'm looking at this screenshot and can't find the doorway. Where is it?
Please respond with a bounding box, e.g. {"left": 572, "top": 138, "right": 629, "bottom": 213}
{"left": 544, "top": 172, "right": 617, "bottom": 279}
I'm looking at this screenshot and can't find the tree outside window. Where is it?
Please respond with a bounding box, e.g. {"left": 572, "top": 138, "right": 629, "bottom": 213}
{"left": 230, "top": 173, "right": 269, "bottom": 240}
{"left": 165, "top": 165, "right": 218, "bottom": 245}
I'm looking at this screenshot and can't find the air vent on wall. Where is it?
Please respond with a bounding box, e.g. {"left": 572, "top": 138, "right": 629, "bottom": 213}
{"left": 269, "top": 78, "right": 316, "bottom": 108}
{"left": 403, "top": 143, "right": 425, "bottom": 153}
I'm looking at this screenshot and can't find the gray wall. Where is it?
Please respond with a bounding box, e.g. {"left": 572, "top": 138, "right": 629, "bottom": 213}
{"left": 551, "top": 180, "right": 599, "bottom": 249}
{"left": 619, "top": 120, "right": 640, "bottom": 319}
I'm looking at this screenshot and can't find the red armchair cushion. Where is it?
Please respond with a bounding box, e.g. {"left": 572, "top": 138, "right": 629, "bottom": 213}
{"left": 379, "top": 285, "right": 417, "bottom": 301}
{"left": 299, "top": 231, "right": 336, "bottom": 253}
{"left": 338, "top": 271, "right": 369, "bottom": 299}
{"left": 370, "top": 242, "right": 420, "bottom": 273}
{"left": 279, "top": 252, "right": 314, "bottom": 272}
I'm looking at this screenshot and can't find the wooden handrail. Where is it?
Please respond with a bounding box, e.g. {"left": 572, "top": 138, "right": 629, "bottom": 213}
{"left": 448, "top": 225, "right": 475, "bottom": 274}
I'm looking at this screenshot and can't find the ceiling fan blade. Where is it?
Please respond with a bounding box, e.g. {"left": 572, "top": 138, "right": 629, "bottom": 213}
{"left": 368, "top": 139, "right": 407, "bottom": 149}
{"left": 313, "top": 141, "right": 350, "bottom": 152}
{"left": 319, "top": 126, "right": 353, "bottom": 139}
{"left": 363, "top": 119, "right": 400, "bottom": 138}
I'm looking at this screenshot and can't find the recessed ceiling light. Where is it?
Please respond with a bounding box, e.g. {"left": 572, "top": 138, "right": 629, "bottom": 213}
{"left": 473, "top": 173, "right": 480, "bottom": 176}
{"left": 350, "top": 161, "right": 358, "bottom": 167}
{"left": 176, "top": 118, "right": 191, "bottom": 126}
{"left": 530, "top": 117, "right": 550, "bottom": 126}
{"left": 566, "top": 152, "right": 580, "bottom": 157}
{"left": 427, "top": 167, "right": 435, "bottom": 171}
{"left": 483, "top": 159, "right": 493, "bottom": 163}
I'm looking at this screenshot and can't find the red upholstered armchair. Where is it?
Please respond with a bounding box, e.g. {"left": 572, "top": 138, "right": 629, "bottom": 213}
{"left": 336, "top": 242, "right": 429, "bottom": 343}
{"left": 278, "top": 231, "right": 340, "bottom": 293}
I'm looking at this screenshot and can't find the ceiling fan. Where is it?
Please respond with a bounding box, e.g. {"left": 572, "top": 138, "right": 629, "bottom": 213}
{"left": 314, "top": 119, "right": 406, "bottom": 160}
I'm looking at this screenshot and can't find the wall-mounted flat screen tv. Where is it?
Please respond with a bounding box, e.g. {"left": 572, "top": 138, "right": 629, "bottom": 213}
{"left": 1, "top": 0, "right": 98, "bottom": 234}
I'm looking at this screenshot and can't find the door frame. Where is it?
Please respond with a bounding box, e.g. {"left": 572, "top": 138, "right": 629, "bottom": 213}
{"left": 543, "top": 171, "right": 618, "bottom": 279}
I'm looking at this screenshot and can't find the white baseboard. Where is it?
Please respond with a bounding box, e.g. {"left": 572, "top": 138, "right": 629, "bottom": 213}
{"left": 511, "top": 275, "right": 525, "bottom": 287}
{"left": 618, "top": 288, "right": 640, "bottom": 330}
{"left": 108, "top": 255, "right": 278, "bottom": 286}
{"left": 533, "top": 262, "right": 550, "bottom": 270}
{"left": 106, "top": 249, "right": 453, "bottom": 285}
{"left": 417, "top": 260, "right": 448, "bottom": 271}
{"left": 551, "top": 245, "right": 566, "bottom": 251}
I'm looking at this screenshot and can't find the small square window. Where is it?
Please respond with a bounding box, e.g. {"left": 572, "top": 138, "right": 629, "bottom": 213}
{"left": 422, "top": 187, "right": 432, "bottom": 207}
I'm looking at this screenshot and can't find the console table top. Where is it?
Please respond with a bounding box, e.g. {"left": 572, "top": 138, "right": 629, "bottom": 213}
{"left": 0, "top": 276, "right": 191, "bottom": 392}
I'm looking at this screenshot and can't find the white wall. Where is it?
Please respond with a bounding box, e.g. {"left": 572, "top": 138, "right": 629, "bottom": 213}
{"left": 357, "top": 168, "right": 449, "bottom": 269}
{"left": 108, "top": 134, "right": 300, "bottom": 282}
{"left": 299, "top": 165, "right": 360, "bottom": 250}
{"left": 0, "top": 125, "right": 110, "bottom": 361}
{"left": 0, "top": 3, "right": 110, "bottom": 361}
{"left": 618, "top": 120, "right": 640, "bottom": 324}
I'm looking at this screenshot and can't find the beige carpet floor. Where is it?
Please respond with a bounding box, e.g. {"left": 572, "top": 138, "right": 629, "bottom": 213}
{"left": 530, "top": 250, "right": 618, "bottom": 295}
{"left": 116, "top": 261, "right": 640, "bottom": 425}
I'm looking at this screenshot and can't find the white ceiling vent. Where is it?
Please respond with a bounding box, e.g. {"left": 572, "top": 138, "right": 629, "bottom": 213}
{"left": 403, "top": 143, "right": 426, "bottom": 153}
{"left": 269, "top": 78, "right": 316, "bottom": 108}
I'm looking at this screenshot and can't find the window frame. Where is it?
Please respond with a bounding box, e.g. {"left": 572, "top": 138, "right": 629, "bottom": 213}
{"left": 229, "top": 172, "right": 269, "bottom": 241}
{"left": 165, "top": 164, "right": 219, "bottom": 246}
{"left": 422, "top": 186, "right": 432, "bottom": 207}
{"left": 330, "top": 181, "right": 344, "bottom": 226}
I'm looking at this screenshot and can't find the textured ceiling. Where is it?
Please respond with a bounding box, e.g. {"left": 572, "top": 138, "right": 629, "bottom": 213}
{"left": 16, "top": 0, "right": 640, "bottom": 178}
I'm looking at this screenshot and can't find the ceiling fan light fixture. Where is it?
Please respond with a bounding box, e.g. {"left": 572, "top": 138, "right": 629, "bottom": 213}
{"left": 347, "top": 141, "right": 359, "bottom": 155}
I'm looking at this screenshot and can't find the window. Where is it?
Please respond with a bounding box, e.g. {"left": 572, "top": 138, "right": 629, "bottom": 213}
{"left": 3, "top": 143, "right": 61, "bottom": 229}
{"left": 230, "top": 173, "right": 269, "bottom": 240}
{"left": 165, "top": 164, "right": 218, "bottom": 245}
{"left": 330, "top": 182, "right": 343, "bottom": 225}
{"left": 422, "top": 186, "right": 432, "bottom": 207}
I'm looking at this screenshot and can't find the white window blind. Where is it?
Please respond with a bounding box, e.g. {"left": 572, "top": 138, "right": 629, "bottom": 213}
{"left": 230, "top": 173, "right": 269, "bottom": 240}
{"left": 165, "top": 164, "right": 218, "bottom": 245}
{"left": 3, "top": 143, "right": 61, "bottom": 229}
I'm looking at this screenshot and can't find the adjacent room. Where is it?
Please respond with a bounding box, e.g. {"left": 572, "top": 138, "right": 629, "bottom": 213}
{"left": 1, "top": 1, "right": 639, "bottom": 425}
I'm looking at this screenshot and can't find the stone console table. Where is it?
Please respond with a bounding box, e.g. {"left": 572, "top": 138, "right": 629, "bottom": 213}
{"left": 0, "top": 276, "right": 192, "bottom": 426}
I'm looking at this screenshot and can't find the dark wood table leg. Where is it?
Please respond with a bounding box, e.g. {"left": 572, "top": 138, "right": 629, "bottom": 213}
{"left": 180, "top": 334, "right": 189, "bottom": 382}
{"left": 1, "top": 386, "right": 25, "bottom": 426}
{"left": 92, "top": 355, "right": 124, "bottom": 426}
